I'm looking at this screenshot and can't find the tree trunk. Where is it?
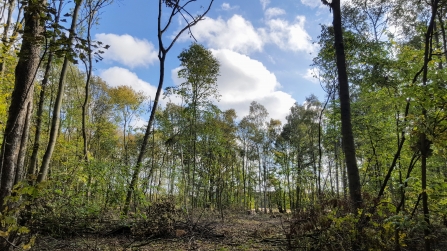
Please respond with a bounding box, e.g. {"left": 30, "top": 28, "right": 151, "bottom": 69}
{"left": 37, "top": 0, "right": 83, "bottom": 183}
{"left": 325, "top": 0, "right": 363, "bottom": 209}
{"left": 419, "top": 2, "right": 439, "bottom": 250}
{"left": 15, "top": 102, "right": 32, "bottom": 185}
{"left": 123, "top": 0, "right": 215, "bottom": 214}
{"left": 28, "top": 0, "right": 64, "bottom": 180}
{"left": 0, "top": 0, "right": 45, "bottom": 210}
{"left": 82, "top": 19, "right": 94, "bottom": 163}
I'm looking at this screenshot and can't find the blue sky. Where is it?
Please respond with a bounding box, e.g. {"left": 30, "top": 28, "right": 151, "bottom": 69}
{"left": 91, "top": 0, "right": 331, "bottom": 123}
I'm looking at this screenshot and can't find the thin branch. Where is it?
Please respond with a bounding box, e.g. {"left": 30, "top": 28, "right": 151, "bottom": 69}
{"left": 377, "top": 99, "right": 411, "bottom": 198}
{"left": 161, "top": 1, "right": 178, "bottom": 33}
{"left": 165, "top": 0, "right": 213, "bottom": 53}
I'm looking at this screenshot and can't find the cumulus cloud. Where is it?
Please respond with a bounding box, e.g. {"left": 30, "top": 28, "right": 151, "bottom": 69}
{"left": 95, "top": 33, "right": 157, "bottom": 68}
{"left": 189, "top": 15, "right": 263, "bottom": 54}
{"left": 221, "top": 2, "right": 238, "bottom": 10}
{"left": 99, "top": 67, "right": 157, "bottom": 99}
{"left": 265, "top": 7, "right": 286, "bottom": 19}
{"left": 170, "top": 49, "right": 295, "bottom": 122}
{"left": 260, "top": 16, "right": 317, "bottom": 54}
{"left": 187, "top": 14, "right": 315, "bottom": 55}
{"left": 211, "top": 49, "right": 296, "bottom": 123}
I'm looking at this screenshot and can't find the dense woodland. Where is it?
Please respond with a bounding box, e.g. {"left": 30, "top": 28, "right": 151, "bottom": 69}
{"left": 0, "top": 0, "right": 446, "bottom": 250}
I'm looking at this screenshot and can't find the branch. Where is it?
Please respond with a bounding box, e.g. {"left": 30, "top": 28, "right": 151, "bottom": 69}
{"left": 321, "top": 0, "right": 331, "bottom": 7}
{"left": 179, "top": 9, "right": 197, "bottom": 42}
{"left": 161, "top": 0, "right": 178, "bottom": 33}
{"left": 377, "top": 99, "right": 411, "bottom": 198}
{"left": 165, "top": 0, "right": 214, "bottom": 53}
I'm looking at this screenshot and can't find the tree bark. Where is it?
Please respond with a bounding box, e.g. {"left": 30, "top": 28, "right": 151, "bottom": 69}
{"left": 323, "top": 0, "right": 363, "bottom": 209}
{"left": 28, "top": 0, "right": 64, "bottom": 180}
{"left": 15, "top": 102, "right": 32, "bottom": 185}
{"left": 0, "top": 0, "right": 45, "bottom": 210}
{"left": 420, "top": 1, "right": 439, "bottom": 250}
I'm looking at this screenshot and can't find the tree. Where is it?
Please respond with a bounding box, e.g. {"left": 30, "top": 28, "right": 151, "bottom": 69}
{"left": 28, "top": 0, "right": 65, "bottom": 180}
{"left": 321, "top": 0, "right": 362, "bottom": 209}
{"left": 108, "top": 85, "right": 146, "bottom": 166}
{"left": 165, "top": 43, "right": 220, "bottom": 208}
{"left": 37, "top": 0, "right": 84, "bottom": 183}
{"left": 124, "top": 0, "right": 215, "bottom": 214}
{"left": 0, "top": 0, "right": 46, "bottom": 210}
{"left": 80, "top": 0, "right": 112, "bottom": 163}
{"left": 239, "top": 101, "right": 268, "bottom": 212}
{"left": 280, "top": 98, "right": 321, "bottom": 209}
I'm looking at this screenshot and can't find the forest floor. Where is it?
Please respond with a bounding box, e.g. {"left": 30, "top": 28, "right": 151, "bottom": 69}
{"left": 32, "top": 211, "right": 291, "bottom": 251}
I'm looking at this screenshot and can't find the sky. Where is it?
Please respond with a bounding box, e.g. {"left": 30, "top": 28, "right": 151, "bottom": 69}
{"left": 91, "top": 0, "right": 332, "bottom": 124}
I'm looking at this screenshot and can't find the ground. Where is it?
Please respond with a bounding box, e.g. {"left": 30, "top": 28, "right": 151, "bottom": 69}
{"left": 32, "top": 211, "right": 291, "bottom": 251}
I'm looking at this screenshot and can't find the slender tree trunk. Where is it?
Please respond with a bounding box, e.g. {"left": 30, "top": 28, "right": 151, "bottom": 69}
{"left": 437, "top": 9, "right": 447, "bottom": 62}
{"left": 323, "top": 0, "right": 362, "bottom": 209}
{"left": 191, "top": 104, "right": 197, "bottom": 208}
{"left": 28, "top": 0, "right": 64, "bottom": 179}
{"left": 82, "top": 5, "right": 95, "bottom": 201}
{"left": 0, "top": 0, "right": 45, "bottom": 210}
{"left": 82, "top": 13, "right": 94, "bottom": 162}
{"left": 263, "top": 158, "right": 267, "bottom": 213}
{"left": 124, "top": 53, "right": 165, "bottom": 214}
{"left": 28, "top": 56, "right": 51, "bottom": 178}
{"left": 37, "top": 0, "right": 83, "bottom": 183}
{"left": 123, "top": 0, "right": 214, "bottom": 215}
{"left": 257, "top": 148, "right": 262, "bottom": 212}
{"left": 420, "top": 2, "right": 439, "bottom": 250}
{"left": 15, "top": 102, "right": 32, "bottom": 185}
{"left": 242, "top": 143, "right": 247, "bottom": 209}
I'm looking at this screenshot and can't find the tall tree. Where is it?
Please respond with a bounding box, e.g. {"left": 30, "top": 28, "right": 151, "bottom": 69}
{"left": 165, "top": 43, "right": 220, "bottom": 208}
{"left": 80, "top": 0, "right": 111, "bottom": 163}
{"left": 37, "top": 0, "right": 84, "bottom": 183}
{"left": 322, "top": 0, "right": 362, "bottom": 209}
{"left": 28, "top": 0, "right": 65, "bottom": 179}
{"left": 0, "top": 0, "right": 46, "bottom": 210}
{"left": 124, "top": 0, "right": 215, "bottom": 214}
{"left": 109, "top": 85, "right": 145, "bottom": 166}
{"left": 418, "top": 1, "right": 440, "bottom": 250}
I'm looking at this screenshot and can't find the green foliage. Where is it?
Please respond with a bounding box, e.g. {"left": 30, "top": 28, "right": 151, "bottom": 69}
{"left": 1, "top": 0, "right": 447, "bottom": 250}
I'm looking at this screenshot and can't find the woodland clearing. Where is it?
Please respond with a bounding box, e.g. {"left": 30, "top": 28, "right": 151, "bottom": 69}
{"left": 32, "top": 211, "right": 290, "bottom": 251}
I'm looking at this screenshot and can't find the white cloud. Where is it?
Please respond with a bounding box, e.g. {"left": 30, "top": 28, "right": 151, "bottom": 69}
{"left": 221, "top": 2, "right": 238, "bottom": 10}
{"left": 170, "top": 49, "right": 295, "bottom": 122}
{"left": 187, "top": 14, "right": 316, "bottom": 55}
{"left": 303, "top": 68, "right": 320, "bottom": 83}
{"left": 188, "top": 15, "right": 264, "bottom": 54}
{"left": 260, "top": 0, "right": 270, "bottom": 10}
{"left": 260, "top": 16, "right": 317, "bottom": 54}
{"left": 211, "top": 49, "right": 295, "bottom": 123}
{"left": 221, "top": 3, "right": 231, "bottom": 10}
{"left": 168, "top": 50, "right": 296, "bottom": 123}
{"left": 95, "top": 33, "right": 157, "bottom": 68}
{"left": 301, "top": 0, "right": 324, "bottom": 8}
{"left": 99, "top": 67, "right": 157, "bottom": 99}
{"left": 265, "top": 7, "right": 286, "bottom": 19}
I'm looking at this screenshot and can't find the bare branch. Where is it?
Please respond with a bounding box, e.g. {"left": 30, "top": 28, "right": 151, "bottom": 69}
{"left": 165, "top": 0, "right": 214, "bottom": 53}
